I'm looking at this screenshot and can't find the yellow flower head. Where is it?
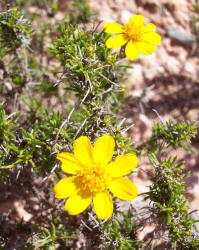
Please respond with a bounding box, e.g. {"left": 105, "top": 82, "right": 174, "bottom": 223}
{"left": 54, "top": 135, "right": 138, "bottom": 220}
{"left": 103, "top": 14, "right": 161, "bottom": 60}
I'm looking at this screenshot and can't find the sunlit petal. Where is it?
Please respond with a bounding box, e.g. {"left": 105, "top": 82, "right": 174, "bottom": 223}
{"left": 105, "top": 34, "right": 127, "bottom": 49}
{"left": 93, "top": 191, "right": 113, "bottom": 219}
{"left": 73, "top": 136, "right": 93, "bottom": 166}
{"left": 65, "top": 190, "right": 92, "bottom": 215}
{"left": 107, "top": 153, "right": 138, "bottom": 178}
{"left": 125, "top": 41, "right": 139, "bottom": 60}
{"left": 142, "top": 32, "right": 161, "bottom": 45}
{"left": 53, "top": 176, "right": 79, "bottom": 199}
{"left": 103, "top": 22, "right": 123, "bottom": 34}
{"left": 57, "top": 152, "right": 81, "bottom": 174}
{"left": 93, "top": 135, "right": 115, "bottom": 165}
{"left": 143, "top": 23, "right": 157, "bottom": 32}
{"left": 136, "top": 41, "right": 155, "bottom": 55}
{"left": 109, "top": 177, "right": 138, "bottom": 200}
{"left": 130, "top": 14, "right": 144, "bottom": 26}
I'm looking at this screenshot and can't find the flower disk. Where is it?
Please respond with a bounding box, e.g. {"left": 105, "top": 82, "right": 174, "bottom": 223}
{"left": 103, "top": 14, "right": 161, "bottom": 60}
{"left": 54, "top": 135, "right": 138, "bottom": 220}
{"left": 77, "top": 164, "right": 110, "bottom": 194}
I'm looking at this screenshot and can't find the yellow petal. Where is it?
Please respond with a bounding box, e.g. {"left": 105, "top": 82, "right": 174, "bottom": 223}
{"left": 93, "top": 135, "right": 115, "bottom": 165}
{"left": 57, "top": 152, "right": 81, "bottom": 174}
{"left": 142, "top": 32, "right": 161, "bottom": 45}
{"left": 93, "top": 191, "right": 113, "bottom": 219}
{"left": 125, "top": 41, "right": 139, "bottom": 60}
{"left": 108, "top": 177, "right": 138, "bottom": 200}
{"left": 53, "top": 176, "right": 79, "bottom": 199}
{"left": 105, "top": 34, "right": 127, "bottom": 49}
{"left": 103, "top": 22, "right": 123, "bottom": 34}
{"left": 136, "top": 41, "right": 155, "bottom": 55}
{"left": 73, "top": 136, "right": 93, "bottom": 166}
{"left": 65, "top": 190, "right": 92, "bottom": 215}
{"left": 129, "top": 14, "right": 144, "bottom": 26}
{"left": 143, "top": 23, "right": 157, "bottom": 32}
{"left": 107, "top": 153, "right": 138, "bottom": 178}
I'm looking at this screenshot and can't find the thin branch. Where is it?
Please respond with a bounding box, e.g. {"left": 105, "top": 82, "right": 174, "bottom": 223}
{"left": 73, "top": 115, "right": 91, "bottom": 140}
{"left": 121, "top": 124, "right": 134, "bottom": 135}
{"left": 81, "top": 219, "right": 92, "bottom": 231}
{"left": 54, "top": 87, "right": 91, "bottom": 147}
{"left": 98, "top": 73, "right": 120, "bottom": 87}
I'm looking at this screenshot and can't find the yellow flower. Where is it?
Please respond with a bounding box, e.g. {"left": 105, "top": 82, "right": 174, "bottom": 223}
{"left": 54, "top": 135, "right": 138, "bottom": 220}
{"left": 103, "top": 14, "right": 161, "bottom": 60}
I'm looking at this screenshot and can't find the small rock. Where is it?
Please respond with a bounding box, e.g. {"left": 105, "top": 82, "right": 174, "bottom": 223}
{"left": 5, "top": 82, "right": 12, "bottom": 91}
{"left": 157, "top": 66, "right": 165, "bottom": 73}
{"left": 121, "top": 10, "right": 133, "bottom": 23}
{"left": 155, "top": 47, "right": 181, "bottom": 74}
{"left": 167, "top": 29, "right": 196, "bottom": 46}
{"left": 166, "top": 56, "right": 181, "bottom": 74}
{"left": 128, "top": 64, "right": 143, "bottom": 85}
{"left": 0, "top": 70, "right": 3, "bottom": 80}
{"left": 14, "top": 201, "right": 33, "bottom": 222}
{"left": 184, "top": 59, "right": 198, "bottom": 79}
{"left": 55, "top": 12, "right": 65, "bottom": 21}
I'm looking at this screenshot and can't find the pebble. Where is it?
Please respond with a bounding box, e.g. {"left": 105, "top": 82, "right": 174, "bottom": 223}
{"left": 167, "top": 29, "right": 196, "bottom": 46}
{"left": 121, "top": 10, "right": 133, "bottom": 23}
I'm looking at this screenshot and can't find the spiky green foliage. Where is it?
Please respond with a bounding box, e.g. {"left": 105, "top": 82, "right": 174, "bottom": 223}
{"left": 102, "top": 212, "right": 145, "bottom": 249}
{"left": 0, "top": 1, "right": 198, "bottom": 249}
{"left": 139, "top": 120, "right": 197, "bottom": 154}
{"left": 0, "top": 7, "right": 32, "bottom": 57}
{"left": 147, "top": 154, "right": 199, "bottom": 249}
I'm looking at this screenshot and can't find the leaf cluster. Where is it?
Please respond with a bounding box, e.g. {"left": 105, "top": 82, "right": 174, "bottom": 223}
{"left": 0, "top": 98, "right": 72, "bottom": 178}
{"left": 49, "top": 23, "right": 126, "bottom": 99}
{"left": 31, "top": 222, "right": 75, "bottom": 249}
{"left": 103, "top": 212, "right": 145, "bottom": 249}
{"left": 142, "top": 120, "right": 197, "bottom": 153}
{"left": 0, "top": 7, "right": 32, "bottom": 57}
{"left": 147, "top": 154, "right": 199, "bottom": 249}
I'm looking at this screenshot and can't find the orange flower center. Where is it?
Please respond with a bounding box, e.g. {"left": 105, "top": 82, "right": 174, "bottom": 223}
{"left": 123, "top": 23, "right": 143, "bottom": 42}
{"left": 77, "top": 164, "right": 110, "bottom": 194}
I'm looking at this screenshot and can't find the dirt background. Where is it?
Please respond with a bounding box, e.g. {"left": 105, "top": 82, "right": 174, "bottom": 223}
{"left": 0, "top": 0, "right": 199, "bottom": 247}
{"left": 87, "top": 0, "right": 199, "bottom": 220}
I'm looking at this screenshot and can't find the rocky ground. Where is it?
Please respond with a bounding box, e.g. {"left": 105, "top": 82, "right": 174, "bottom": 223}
{"left": 0, "top": 0, "right": 199, "bottom": 247}
{"left": 92, "top": 0, "right": 199, "bottom": 218}
{"left": 88, "top": 0, "right": 199, "bottom": 219}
